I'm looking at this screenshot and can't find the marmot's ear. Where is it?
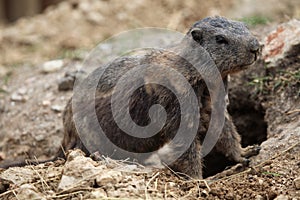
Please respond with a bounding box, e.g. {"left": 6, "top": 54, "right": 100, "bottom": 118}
{"left": 191, "top": 28, "right": 203, "bottom": 43}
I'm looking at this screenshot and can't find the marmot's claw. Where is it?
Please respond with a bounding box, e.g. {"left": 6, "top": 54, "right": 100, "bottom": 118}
{"left": 242, "top": 158, "right": 250, "bottom": 166}
{"left": 253, "top": 145, "right": 261, "bottom": 153}
{"left": 242, "top": 145, "right": 261, "bottom": 158}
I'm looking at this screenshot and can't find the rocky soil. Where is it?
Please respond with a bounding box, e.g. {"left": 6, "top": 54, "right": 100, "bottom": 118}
{"left": 0, "top": 0, "right": 299, "bottom": 199}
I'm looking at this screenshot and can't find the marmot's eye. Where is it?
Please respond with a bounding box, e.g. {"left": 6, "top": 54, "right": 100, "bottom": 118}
{"left": 215, "top": 35, "right": 228, "bottom": 44}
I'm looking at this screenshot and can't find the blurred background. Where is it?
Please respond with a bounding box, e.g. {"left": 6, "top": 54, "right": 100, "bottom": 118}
{"left": 0, "top": 0, "right": 299, "bottom": 66}
{"left": 0, "top": 0, "right": 299, "bottom": 23}
{"left": 0, "top": 0, "right": 63, "bottom": 22}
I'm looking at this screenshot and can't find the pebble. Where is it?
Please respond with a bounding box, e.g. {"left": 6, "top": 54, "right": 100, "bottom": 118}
{"left": 201, "top": 189, "right": 209, "bottom": 197}
{"left": 57, "top": 175, "right": 78, "bottom": 191}
{"left": 255, "top": 195, "right": 264, "bottom": 200}
{"left": 11, "top": 92, "right": 27, "bottom": 102}
{"left": 0, "top": 65, "right": 10, "bottom": 77}
{"left": 96, "top": 171, "right": 122, "bottom": 186}
{"left": 96, "top": 174, "right": 114, "bottom": 186}
{"left": 18, "top": 87, "right": 27, "bottom": 95}
{"left": 42, "top": 100, "right": 51, "bottom": 107}
{"left": 274, "top": 195, "right": 289, "bottom": 200}
{"left": 34, "top": 134, "right": 45, "bottom": 142}
{"left": 58, "top": 70, "right": 86, "bottom": 91}
{"left": 51, "top": 105, "right": 63, "bottom": 112}
{"left": 91, "top": 188, "right": 107, "bottom": 198}
{"left": 258, "top": 179, "right": 264, "bottom": 185}
{"left": 58, "top": 76, "right": 75, "bottom": 91}
{"left": 17, "top": 184, "right": 45, "bottom": 200}
{"left": 294, "top": 177, "right": 300, "bottom": 190}
{"left": 0, "top": 152, "right": 5, "bottom": 160}
{"left": 41, "top": 59, "right": 64, "bottom": 73}
{"left": 86, "top": 12, "right": 105, "bottom": 25}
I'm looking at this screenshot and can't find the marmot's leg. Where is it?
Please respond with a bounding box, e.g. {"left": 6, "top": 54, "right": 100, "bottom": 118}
{"left": 214, "top": 110, "right": 260, "bottom": 165}
{"left": 169, "top": 139, "right": 202, "bottom": 179}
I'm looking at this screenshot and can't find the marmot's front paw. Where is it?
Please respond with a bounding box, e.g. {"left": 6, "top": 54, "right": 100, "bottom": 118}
{"left": 241, "top": 158, "right": 250, "bottom": 166}
{"left": 241, "top": 145, "right": 261, "bottom": 158}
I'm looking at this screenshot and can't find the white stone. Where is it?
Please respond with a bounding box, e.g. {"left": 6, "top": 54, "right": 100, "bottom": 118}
{"left": 255, "top": 195, "right": 264, "bottom": 200}
{"left": 294, "top": 177, "right": 300, "bottom": 190}
{"left": 11, "top": 93, "right": 27, "bottom": 102}
{"left": 91, "top": 188, "right": 107, "bottom": 198}
{"left": 51, "top": 105, "right": 63, "bottom": 112}
{"left": 57, "top": 175, "right": 78, "bottom": 191}
{"left": 41, "top": 60, "right": 64, "bottom": 73}
{"left": 274, "top": 195, "right": 289, "bottom": 200}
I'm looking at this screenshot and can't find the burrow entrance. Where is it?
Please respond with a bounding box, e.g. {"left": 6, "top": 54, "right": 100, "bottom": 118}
{"left": 203, "top": 89, "right": 268, "bottom": 178}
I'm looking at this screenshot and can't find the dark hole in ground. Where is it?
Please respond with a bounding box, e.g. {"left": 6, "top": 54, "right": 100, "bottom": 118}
{"left": 203, "top": 89, "right": 268, "bottom": 178}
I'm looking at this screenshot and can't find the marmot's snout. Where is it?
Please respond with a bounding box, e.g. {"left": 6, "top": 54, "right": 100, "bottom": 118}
{"left": 249, "top": 38, "right": 260, "bottom": 61}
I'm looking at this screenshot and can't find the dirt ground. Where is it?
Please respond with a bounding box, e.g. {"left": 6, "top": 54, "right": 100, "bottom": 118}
{"left": 0, "top": 0, "right": 299, "bottom": 199}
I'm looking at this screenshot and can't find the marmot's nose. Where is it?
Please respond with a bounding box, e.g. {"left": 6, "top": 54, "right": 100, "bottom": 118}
{"left": 249, "top": 39, "right": 260, "bottom": 54}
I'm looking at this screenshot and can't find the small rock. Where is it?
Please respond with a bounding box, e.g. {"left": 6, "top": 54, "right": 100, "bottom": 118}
{"left": 294, "top": 177, "right": 300, "bottom": 190}
{"left": 96, "top": 174, "right": 114, "bottom": 186}
{"left": 41, "top": 59, "right": 64, "bottom": 73}
{"left": 51, "top": 105, "right": 63, "bottom": 112}
{"left": 18, "top": 87, "right": 27, "bottom": 95}
{"left": 60, "top": 36, "right": 80, "bottom": 49}
{"left": 96, "top": 171, "right": 122, "bottom": 186}
{"left": 262, "top": 19, "right": 300, "bottom": 67}
{"left": 169, "top": 182, "right": 176, "bottom": 187}
{"left": 0, "top": 65, "right": 10, "bottom": 77}
{"left": 58, "top": 150, "right": 100, "bottom": 191}
{"left": 11, "top": 93, "right": 27, "bottom": 102}
{"left": 0, "top": 152, "right": 5, "bottom": 161}
{"left": 258, "top": 179, "right": 264, "bottom": 185}
{"left": 42, "top": 100, "right": 51, "bottom": 107}
{"left": 66, "top": 149, "right": 86, "bottom": 161}
{"left": 0, "top": 86, "right": 8, "bottom": 93}
{"left": 86, "top": 12, "right": 105, "bottom": 25}
{"left": 58, "top": 76, "right": 75, "bottom": 91}
{"left": 0, "top": 167, "right": 35, "bottom": 186}
{"left": 16, "top": 184, "right": 45, "bottom": 200}
{"left": 91, "top": 188, "right": 107, "bottom": 198}
{"left": 79, "top": 1, "right": 91, "bottom": 12}
{"left": 274, "top": 195, "right": 289, "bottom": 200}
{"left": 57, "top": 175, "right": 78, "bottom": 191}
{"left": 201, "top": 189, "right": 209, "bottom": 197}
{"left": 255, "top": 194, "right": 264, "bottom": 200}
{"left": 58, "top": 70, "right": 86, "bottom": 91}
{"left": 34, "top": 134, "right": 45, "bottom": 142}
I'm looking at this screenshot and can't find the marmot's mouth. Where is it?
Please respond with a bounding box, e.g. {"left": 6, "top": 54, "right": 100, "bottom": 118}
{"left": 228, "top": 64, "right": 252, "bottom": 75}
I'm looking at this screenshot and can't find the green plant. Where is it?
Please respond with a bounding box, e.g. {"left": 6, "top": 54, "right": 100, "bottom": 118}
{"left": 58, "top": 48, "right": 88, "bottom": 60}
{"left": 249, "top": 69, "right": 300, "bottom": 96}
{"left": 248, "top": 76, "right": 272, "bottom": 95}
{"left": 239, "top": 16, "right": 269, "bottom": 26}
{"left": 262, "top": 171, "right": 281, "bottom": 177}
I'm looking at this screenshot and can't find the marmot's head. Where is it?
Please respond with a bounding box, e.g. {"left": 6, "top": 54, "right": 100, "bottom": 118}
{"left": 186, "top": 16, "right": 260, "bottom": 75}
